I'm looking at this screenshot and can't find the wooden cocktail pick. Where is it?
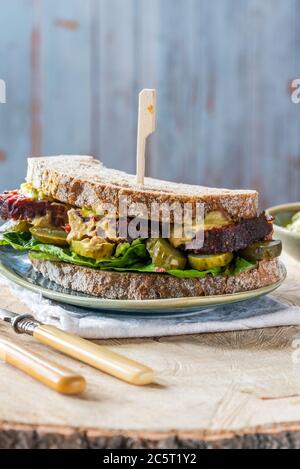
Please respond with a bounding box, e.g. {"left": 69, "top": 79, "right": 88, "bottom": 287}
{"left": 136, "top": 89, "right": 157, "bottom": 185}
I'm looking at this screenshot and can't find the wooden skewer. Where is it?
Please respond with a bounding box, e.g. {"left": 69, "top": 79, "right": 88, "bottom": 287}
{"left": 136, "top": 89, "right": 157, "bottom": 185}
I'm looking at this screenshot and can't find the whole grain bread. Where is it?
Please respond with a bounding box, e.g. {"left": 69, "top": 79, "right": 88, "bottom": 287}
{"left": 30, "top": 258, "right": 280, "bottom": 300}
{"left": 26, "top": 155, "right": 258, "bottom": 221}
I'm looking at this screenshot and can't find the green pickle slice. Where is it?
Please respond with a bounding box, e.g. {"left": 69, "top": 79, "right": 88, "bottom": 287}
{"left": 5, "top": 220, "right": 32, "bottom": 233}
{"left": 30, "top": 227, "right": 68, "bottom": 247}
{"left": 239, "top": 240, "right": 282, "bottom": 262}
{"left": 146, "top": 238, "right": 187, "bottom": 270}
{"left": 188, "top": 252, "right": 233, "bottom": 271}
{"left": 71, "top": 238, "right": 115, "bottom": 260}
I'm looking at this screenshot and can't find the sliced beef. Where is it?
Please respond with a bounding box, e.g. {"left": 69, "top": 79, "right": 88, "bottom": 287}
{"left": 0, "top": 191, "right": 68, "bottom": 227}
{"left": 183, "top": 213, "right": 273, "bottom": 254}
{"left": 47, "top": 202, "right": 69, "bottom": 227}
{"left": 0, "top": 192, "right": 48, "bottom": 220}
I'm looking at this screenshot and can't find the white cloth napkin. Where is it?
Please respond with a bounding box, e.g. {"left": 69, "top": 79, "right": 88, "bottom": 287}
{"left": 1, "top": 274, "right": 299, "bottom": 339}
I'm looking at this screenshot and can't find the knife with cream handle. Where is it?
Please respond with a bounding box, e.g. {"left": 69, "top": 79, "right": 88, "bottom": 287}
{"left": 0, "top": 309, "right": 155, "bottom": 385}
{"left": 0, "top": 338, "right": 86, "bottom": 394}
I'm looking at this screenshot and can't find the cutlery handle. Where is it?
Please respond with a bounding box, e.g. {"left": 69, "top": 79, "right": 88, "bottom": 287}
{"left": 0, "top": 339, "right": 86, "bottom": 395}
{"left": 33, "top": 324, "right": 155, "bottom": 385}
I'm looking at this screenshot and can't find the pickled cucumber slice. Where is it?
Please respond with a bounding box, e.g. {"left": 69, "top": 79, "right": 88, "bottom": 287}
{"left": 71, "top": 237, "right": 115, "bottom": 260}
{"left": 30, "top": 227, "right": 68, "bottom": 247}
{"left": 239, "top": 240, "right": 282, "bottom": 262}
{"left": 146, "top": 238, "right": 187, "bottom": 270}
{"left": 204, "top": 210, "right": 231, "bottom": 229}
{"left": 5, "top": 220, "right": 31, "bottom": 232}
{"left": 188, "top": 252, "right": 233, "bottom": 271}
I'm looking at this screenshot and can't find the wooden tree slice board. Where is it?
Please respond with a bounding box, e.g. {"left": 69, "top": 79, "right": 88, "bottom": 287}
{"left": 0, "top": 253, "right": 299, "bottom": 449}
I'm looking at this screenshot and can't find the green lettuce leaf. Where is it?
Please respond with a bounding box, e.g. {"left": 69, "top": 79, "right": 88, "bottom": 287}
{"left": 167, "top": 267, "right": 222, "bottom": 278}
{"left": 0, "top": 231, "right": 149, "bottom": 269}
{"left": 0, "top": 231, "right": 256, "bottom": 279}
{"left": 231, "top": 257, "right": 256, "bottom": 275}
{"left": 28, "top": 252, "right": 157, "bottom": 273}
{"left": 27, "top": 251, "right": 222, "bottom": 278}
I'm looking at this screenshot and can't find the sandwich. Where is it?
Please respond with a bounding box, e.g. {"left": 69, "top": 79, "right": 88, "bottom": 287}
{"left": 0, "top": 155, "right": 282, "bottom": 300}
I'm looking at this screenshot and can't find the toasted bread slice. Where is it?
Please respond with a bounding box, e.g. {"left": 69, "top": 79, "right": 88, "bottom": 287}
{"left": 26, "top": 155, "right": 258, "bottom": 221}
{"left": 30, "top": 258, "right": 280, "bottom": 300}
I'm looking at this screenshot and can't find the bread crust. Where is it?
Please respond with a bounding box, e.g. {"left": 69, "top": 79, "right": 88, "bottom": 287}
{"left": 30, "top": 258, "right": 280, "bottom": 300}
{"left": 26, "top": 156, "right": 258, "bottom": 221}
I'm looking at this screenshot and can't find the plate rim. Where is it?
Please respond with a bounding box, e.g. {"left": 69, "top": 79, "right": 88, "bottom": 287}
{"left": 0, "top": 254, "right": 287, "bottom": 312}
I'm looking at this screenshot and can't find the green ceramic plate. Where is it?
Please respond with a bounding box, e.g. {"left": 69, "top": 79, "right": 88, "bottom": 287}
{"left": 0, "top": 249, "right": 287, "bottom": 315}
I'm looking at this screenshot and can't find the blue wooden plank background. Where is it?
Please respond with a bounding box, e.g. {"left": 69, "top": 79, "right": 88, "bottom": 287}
{"left": 0, "top": 0, "right": 299, "bottom": 208}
